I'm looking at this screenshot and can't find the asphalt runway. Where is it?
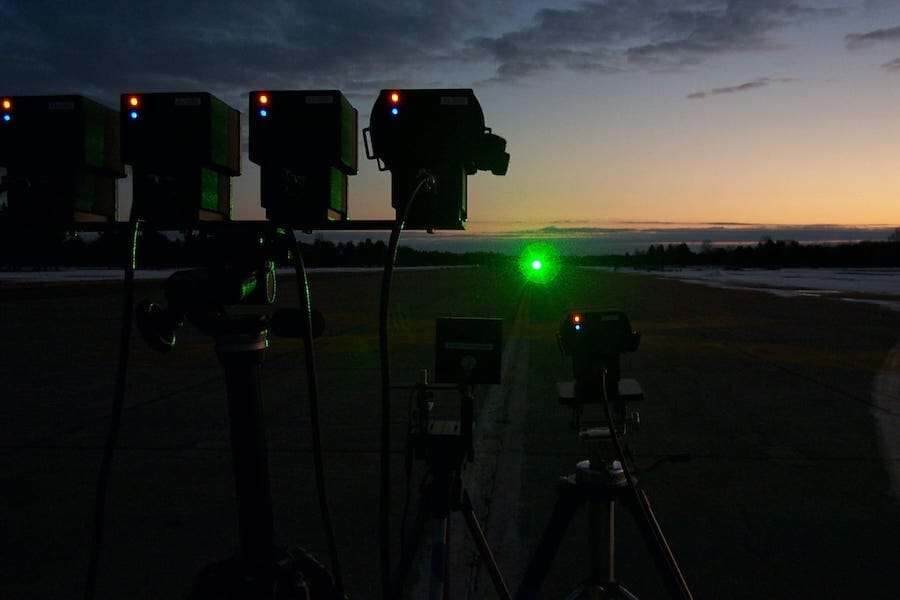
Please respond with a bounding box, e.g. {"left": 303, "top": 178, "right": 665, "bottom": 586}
{"left": 1, "top": 266, "right": 898, "bottom": 598}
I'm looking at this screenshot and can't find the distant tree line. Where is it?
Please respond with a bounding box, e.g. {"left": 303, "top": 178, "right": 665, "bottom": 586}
{"left": 574, "top": 234, "right": 900, "bottom": 269}
{"left": 0, "top": 224, "right": 510, "bottom": 270}
{"left": 1, "top": 212, "right": 897, "bottom": 270}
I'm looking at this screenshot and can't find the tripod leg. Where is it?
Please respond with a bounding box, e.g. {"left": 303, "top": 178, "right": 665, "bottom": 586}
{"left": 588, "top": 497, "right": 618, "bottom": 585}
{"left": 429, "top": 516, "right": 449, "bottom": 600}
{"left": 608, "top": 500, "right": 616, "bottom": 583}
{"left": 460, "top": 490, "right": 512, "bottom": 600}
{"left": 517, "top": 478, "right": 585, "bottom": 597}
{"left": 392, "top": 494, "right": 430, "bottom": 596}
{"left": 624, "top": 487, "right": 693, "bottom": 599}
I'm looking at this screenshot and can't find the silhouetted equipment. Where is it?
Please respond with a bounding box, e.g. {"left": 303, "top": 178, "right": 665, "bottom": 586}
{"left": 134, "top": 240, "right": 342, "bottom": 598}
{"left": 249, "top": 90, "right": 358, "bottom": 227}
{"left": 364, "top": 88, "right": 509, "bottom": 231}
{"left": 558, "top": 310, "right": 641, "bottom": 404}
{"left": 394, "top": 344, "right": 511, "bottom": 598}
{"left": 121, "top": 92, "right": 240, "bottom": 226}
{"left": 518, "top": 310, "right": 693, "bottom": 599}
{"left": 0, "top": 94, "right": 124, "bottom": 223}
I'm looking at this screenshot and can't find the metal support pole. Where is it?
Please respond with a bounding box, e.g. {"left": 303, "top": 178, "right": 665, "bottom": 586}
{"left": 429, "top": 517, "right": 449, "bottom": 600}
{"left": 216, "top": 318, "right": 275, "bottom": 572}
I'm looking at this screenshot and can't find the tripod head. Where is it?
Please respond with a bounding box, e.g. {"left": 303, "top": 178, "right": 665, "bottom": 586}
{"left": 135, "top": 259, "right": 276, "bottom": 351}
{"left": 135, "top": 227, "right": 325, "bottom": 351}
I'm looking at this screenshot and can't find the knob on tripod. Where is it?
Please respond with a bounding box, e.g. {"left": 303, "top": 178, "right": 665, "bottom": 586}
{"left": 135, "top": 300, "right": 181, "bottom": 353}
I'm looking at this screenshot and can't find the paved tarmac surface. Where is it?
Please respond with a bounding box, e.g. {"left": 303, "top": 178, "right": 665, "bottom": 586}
{"left": 1, "top": 266, "right": 898, "bottom": 598}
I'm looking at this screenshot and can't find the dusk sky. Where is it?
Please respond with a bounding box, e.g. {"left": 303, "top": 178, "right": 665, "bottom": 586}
{"left": 3, "top": 1, "right": 900, "bottom": 238}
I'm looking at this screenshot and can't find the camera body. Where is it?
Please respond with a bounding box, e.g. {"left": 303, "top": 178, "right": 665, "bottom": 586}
{"left": 365, "top": 89, "right": 508, "bottom": 231}
{"left": 558, "top": 310, "right": 640, "bottom": 358}
{"left": 249, "top": 90, "right": 358, "bottom": 227}
{"left": 0, "top": 94, "right": 124, "bottom": 222}
{"left": 121, "top": 92, "right": 240, "bottom": 226}
{"left": 558, "top": 310, "right": 640, "bottom": 402}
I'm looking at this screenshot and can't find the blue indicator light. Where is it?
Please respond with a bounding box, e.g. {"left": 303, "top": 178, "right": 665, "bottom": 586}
{"left": 391, "top": 107, "right": 399, "bottom": 116}
{"left": 574, "top": 324, "right": 581, "bottom": 331}
{"left": 2, "top": 114, "right": 10, "bottom": 122}
{"left": 129, "top": 111, "right": 138, "bottom": 119}
{"left": 259, "top": 109, "right": 268, "bottom": 117}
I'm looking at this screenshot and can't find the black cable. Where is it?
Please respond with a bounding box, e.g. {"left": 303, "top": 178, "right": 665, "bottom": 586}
{"left": 399, "top": 389, "right": 416, "bottom": 551}
{"left": 84, "top": 216, "right": 142, "bottom": 600}
{"left": 600, "top": 370, "right": 693, "bottom": 599}
{"left": 286, "top": 229, "right": 344, "bottom": 597}
{"left": 379, "top": 173, "right": 433, "bottom": 600}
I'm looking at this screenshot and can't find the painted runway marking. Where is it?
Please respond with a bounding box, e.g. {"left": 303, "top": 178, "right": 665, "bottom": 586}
{"left": 407, "top": 289, "right": 531, "bottom": 598}
{"left": 872, "top": 339, "right": 900, "bottom": 502}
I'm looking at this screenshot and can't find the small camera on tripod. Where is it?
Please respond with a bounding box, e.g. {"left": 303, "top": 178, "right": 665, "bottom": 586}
{"left": 558, "top": 310, "right": 640, "bottom": 358}
{"left": 364, "top": 88, "right": 509, "bottom": 231}
{"left": 121, "top": 92, "right": 240, "bottom": 227}
{"left": 408, "top": 317, "right": 503, "bottom": 467}
{"left": 0, "top": 94, "right": 125, "bottom": 223}
{"left": 249, "top": 90, "right": 358, "bottom": 227}
{"left": 557, "top": 310, "right": 641, "bottom": 405}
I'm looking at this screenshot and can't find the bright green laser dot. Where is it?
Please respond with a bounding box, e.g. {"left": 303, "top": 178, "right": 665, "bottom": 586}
{"left": 519, "top": 242, "right": 560, "bottom": 284}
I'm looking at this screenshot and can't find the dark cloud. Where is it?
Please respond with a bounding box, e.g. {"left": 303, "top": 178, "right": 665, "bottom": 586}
{"left": 882, "top": 57, "right": 900, "bottom": 71}
{"left": 393, "top": 223, "right": 899, "bottom": 255}
{"left": 0, "top": 0, "right": 497, "bottom": 109}
{"left": 470, "top": 1, "right": 844, "bottom": 82}
{"left": 844, "top": 24, "right": 900, "bottom": 72}
{"left": 845, "top": 24, "right": 900, "bottom": 49}
{"left": 686, "top": 77, "right": 795, "bottom": 99}
{"left": 0, "top": 1, "right": 846, "bottom": 107}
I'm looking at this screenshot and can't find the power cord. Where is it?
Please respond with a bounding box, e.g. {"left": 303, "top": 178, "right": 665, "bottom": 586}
{"left": 378, "top": 172, "right": 434, "bottom": 600}
{"left": 284, "top": 229, "right": 344, "bottom": 598}
{"left": 84, "top": 216, "right": 142, "bottom": 600}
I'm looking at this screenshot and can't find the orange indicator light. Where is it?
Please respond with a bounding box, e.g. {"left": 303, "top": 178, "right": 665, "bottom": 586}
{"left": 259, "top": 94, "right": 269, "bottom": 105}
{"left": 1, "top": 99, "right": 10, "bottom": 110}
{"left": 390, "top": 92, "right": 400, "bottom": 103}
{"left": 128, "top": 96, "right": 139, "bottom": 107}
{"left": 573, "top": 314, "right": 581, "bottom": 323}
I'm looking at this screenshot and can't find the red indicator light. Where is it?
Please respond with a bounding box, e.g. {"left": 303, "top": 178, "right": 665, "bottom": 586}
{"left": 389, "top": 92, "right": 400, "bottom": 104}
{"left": 572, "top": 314, "right": 581, "bottom": 324}
{"left": 1, "top": 99, "right": 10, "bottom": 110}
{"left": 128, "top": 96, "right": 139, "bottom": 107}
{"left": 258, "top": 94, "right": 269, "bottom": 105}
